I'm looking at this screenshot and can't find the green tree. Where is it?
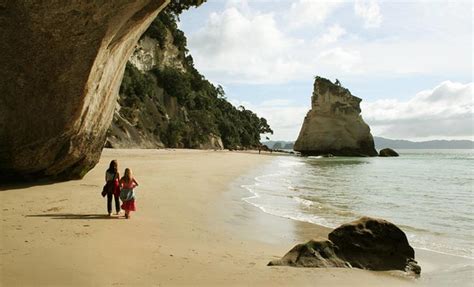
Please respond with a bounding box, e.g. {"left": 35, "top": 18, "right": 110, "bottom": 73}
{"left": 117, "top": 0, "right": 272, "bottom": 150}
{"left": 166, "top": 0, "right": 207, "bottom": 17}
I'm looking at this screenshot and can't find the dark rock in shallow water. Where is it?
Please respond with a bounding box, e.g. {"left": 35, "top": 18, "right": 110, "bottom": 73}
{"left": 268, "top": 239, "right": 349, "bottom": 268}
{"left": 269, "top": 217, "right": 421, "bottom": 275}
{"left": 329, "top": 217, "right": 420, "bottom": 274}
{"left": 379, "top": 148, "right": 399, "bottom": 157}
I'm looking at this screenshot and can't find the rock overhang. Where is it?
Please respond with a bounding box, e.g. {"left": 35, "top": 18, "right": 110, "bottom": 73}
{"left": 0, "top": 0, "right": 170, "bottom": 181}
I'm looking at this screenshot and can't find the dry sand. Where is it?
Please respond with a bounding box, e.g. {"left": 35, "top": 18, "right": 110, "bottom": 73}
{"left": 1, "top": 149, "right": 419, "bottom": 286}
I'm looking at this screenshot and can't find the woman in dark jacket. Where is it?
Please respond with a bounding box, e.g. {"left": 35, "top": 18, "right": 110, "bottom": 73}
{"left": 105, "top": 160, "right": 121, "bottom": 216}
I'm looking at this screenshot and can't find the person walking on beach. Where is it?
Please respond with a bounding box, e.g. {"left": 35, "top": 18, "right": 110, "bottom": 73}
{"left": 119, "top": 168, "right": 139, "bottom": 219}
{"left": 105, "top": 160, "right": 121, "bottom": 216}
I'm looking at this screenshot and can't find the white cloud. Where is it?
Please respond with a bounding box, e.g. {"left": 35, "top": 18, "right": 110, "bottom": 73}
{"left": 317, "top": 47, "right": 362, "bottom": 73}
{"left": 188, "top": 7, "right": 304, "bottom": 84}
{"left": 362, "top": 81, "right": 474, "bottom": 140}
{"left": 230, "top": 81, "right": 473, "bottom": 141}
{"left": 179, "top": 1, "right": 473, "bottom": 141}
{"left": 354, "top": 0, "right": 383, "bottom": 28}
{"left": 260, "top": 99, "right": 293, "bottom": 107}
{"left": 230, "top": 99, "right": 308, "bottom": 141}
{"left": 183, "top": 1, "right": 471, "bottom": 85}
{"left": 316, "top": 24, "right": 347, "bottom": 45}
{"left": 288, "top": 0, "right": 343, "bottom": 28}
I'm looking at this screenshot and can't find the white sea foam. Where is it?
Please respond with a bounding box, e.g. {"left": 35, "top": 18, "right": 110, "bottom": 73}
{"left": 292, "top": 196, "right": 314, "bottom": 207}
{"left": 277, "top": 161, "right": 305, "bottom": 168}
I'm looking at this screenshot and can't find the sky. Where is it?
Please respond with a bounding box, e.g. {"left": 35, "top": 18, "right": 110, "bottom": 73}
{"left": 178, "top": 0, "right": 473, "bottom": 141}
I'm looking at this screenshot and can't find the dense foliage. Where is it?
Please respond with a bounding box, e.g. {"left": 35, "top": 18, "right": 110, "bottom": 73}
{"left": 165, "top": 0, "right": 207, "bottom": 17}
{"left": 151, "top": 65, "right": 273, "bottom": 148}
{"left": 144, "top": 0, "right": 206, "bottom": 51}
{"left": 118, "top": 1, "right": 272, "bottom": 149}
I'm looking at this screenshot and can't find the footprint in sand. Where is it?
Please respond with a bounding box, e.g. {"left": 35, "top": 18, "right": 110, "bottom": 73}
{"left": 47, "top": 199, "right": 68, "bottom": 204}
{"left": 79, "top": 184, "right": 99, "bottom": 188}
{"left": 44, "top": 207, "right": 63, "bottom": 212}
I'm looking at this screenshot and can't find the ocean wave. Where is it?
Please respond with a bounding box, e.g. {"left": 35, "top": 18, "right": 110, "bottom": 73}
{"left": 412, "top": 244, "right": 474, "bottom": 260}
{"left": 292, "top": 196, "right": 314, "bottom": 207}
{"left": 277, "top": 159, "right": 305, "bottom": 168}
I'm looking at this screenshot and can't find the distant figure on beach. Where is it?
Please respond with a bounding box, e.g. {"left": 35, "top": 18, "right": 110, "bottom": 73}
{"left": 105, "top": 160, "right": 121, "bottom": 216}
{"left": 119, "top": 168, "right": 139, "bottom": 219}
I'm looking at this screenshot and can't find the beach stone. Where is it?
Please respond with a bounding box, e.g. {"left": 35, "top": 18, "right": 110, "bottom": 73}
{"left": 329, "top": 217, "right": 420, "bottom": 274}
{"left": 379, "top": 148, "right": 399, "bottom": 157}
{"left": 270, "top": 217, "right": 420, "bottom": 275}
{"left": 268, "top": 239, "right": 349, "bottom": 268}
{"left": 294, "top": 77, "right": 378, "bottom": 157}
{"left": 0, "top": 1, "right": 169, "bottom": 181}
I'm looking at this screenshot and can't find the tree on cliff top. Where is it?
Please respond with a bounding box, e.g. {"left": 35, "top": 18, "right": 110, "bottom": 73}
{"left": 166, "top": 0, "right": 207, "bottom": 17}
{"left": 118, "top": 0, "right": 272, "bottom": 149}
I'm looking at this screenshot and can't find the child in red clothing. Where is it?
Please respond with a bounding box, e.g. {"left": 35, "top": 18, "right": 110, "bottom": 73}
{"left": 119, "top": 168, "right": 139, "bottom": 219}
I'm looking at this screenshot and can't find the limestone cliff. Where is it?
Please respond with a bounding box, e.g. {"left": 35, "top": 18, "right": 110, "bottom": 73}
{"left": 106, "top": 30, "right": 224, "bottom": 149}
{"left": 294, "top": 77, "right": 377, "bottom": 156}
{"left": 0, "top": 1, "right": 169, "bottom": 181}
{"left": 106, "top": 11, "right": 271, "bottom": 150}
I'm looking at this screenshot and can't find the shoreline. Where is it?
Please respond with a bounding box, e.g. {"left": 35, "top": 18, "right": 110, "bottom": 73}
{"left": 0, "top": 149, "right": 462, "bottom": 286}
{"left": 228, "top": 155, "right": 474, "bottom": 286}
{"left": 238, "top": 166, "right": 474, "bottom": 259}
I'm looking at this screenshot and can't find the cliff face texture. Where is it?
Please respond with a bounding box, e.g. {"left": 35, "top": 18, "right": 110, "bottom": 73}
{"left": 106, "top": 34, "right": 223, "bottom": 150}
{"left": 105, "top": 10, "right": 272, "bottom": 151}
{"left": 0, "top": 1, "right": 169, "bottom": 180}
{"left": 294, "top": 77, "right": 377, "bottom": 156}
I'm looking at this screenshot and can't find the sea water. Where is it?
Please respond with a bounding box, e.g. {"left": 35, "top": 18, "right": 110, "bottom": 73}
{"left": 241, "top": 150, "right": 474, "bottom": 259}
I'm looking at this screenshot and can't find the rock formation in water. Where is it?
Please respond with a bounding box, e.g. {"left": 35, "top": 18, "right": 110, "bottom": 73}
{"left": 269, "top": 217, "right": 421, "bottom": 275}
{"left": 0, "top": 1, "right": 169, "bottom": 181}
{"left": 379, "top": 148, "right": 399, "bottom": 157}
{"left": 294, "top": 77, "right": 377, "bottom": 156}
{"left": 268, "top": 238, "right": 350, "bottom": 268}
{"left": 328, "top": 217, "right": 420, "bottom": 274}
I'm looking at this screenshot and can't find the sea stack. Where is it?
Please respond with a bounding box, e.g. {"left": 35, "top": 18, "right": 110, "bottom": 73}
{"left": 294, "top": 77, "right": 377, "bottom": 156}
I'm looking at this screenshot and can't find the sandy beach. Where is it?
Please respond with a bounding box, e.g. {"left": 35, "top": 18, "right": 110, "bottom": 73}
{"left": 1, "top": 149, "right": 434, "bottom": 286}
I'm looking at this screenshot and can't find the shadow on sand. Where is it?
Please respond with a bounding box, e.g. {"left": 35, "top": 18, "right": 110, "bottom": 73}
{"left": 0, "top": 178, "right": 75, "bottom": 191}
{"left": 26, "top": 213, "right": 117, "bottom": 220}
